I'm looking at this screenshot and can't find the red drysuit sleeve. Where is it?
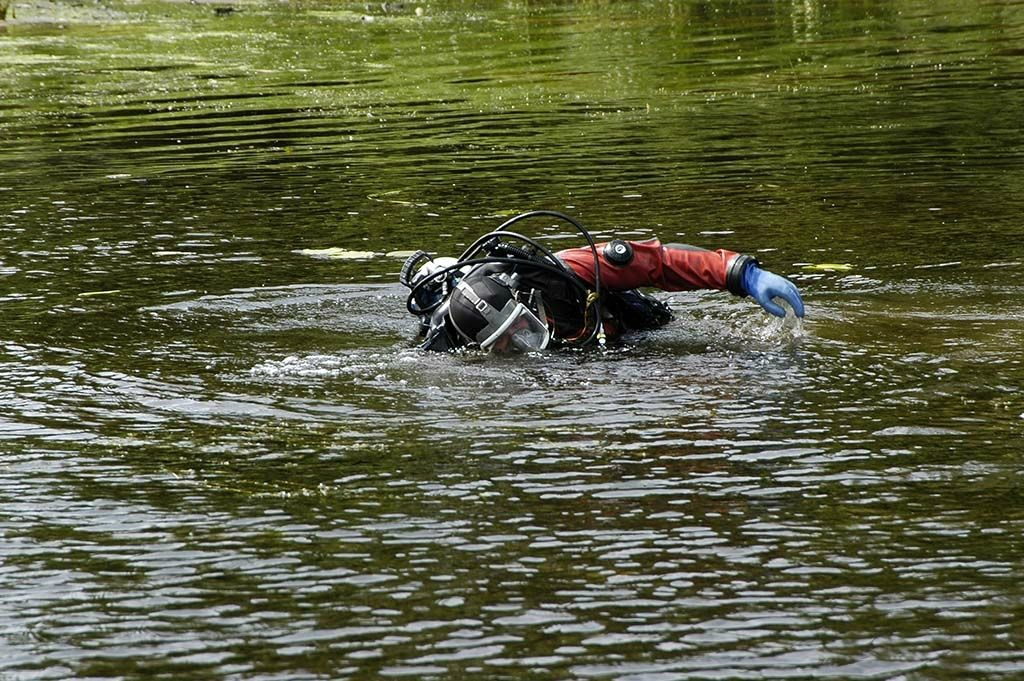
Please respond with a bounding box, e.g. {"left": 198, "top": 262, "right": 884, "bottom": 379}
{"left": 556, "top": 238, "right": 751, "bottom": 294}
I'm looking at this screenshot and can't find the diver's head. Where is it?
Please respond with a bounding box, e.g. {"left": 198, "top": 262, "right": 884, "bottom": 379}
{"left": 448, "top": 267, "right": 549, "bottom": 353}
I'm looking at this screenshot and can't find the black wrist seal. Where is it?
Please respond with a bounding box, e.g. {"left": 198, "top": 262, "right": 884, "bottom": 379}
{"left": 726, "top": 255, "right": 759, "bottom": 296}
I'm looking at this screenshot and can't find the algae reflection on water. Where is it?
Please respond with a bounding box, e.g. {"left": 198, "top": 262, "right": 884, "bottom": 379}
{"left": 2, "top": 0, "right": 1024, "bottom": 679}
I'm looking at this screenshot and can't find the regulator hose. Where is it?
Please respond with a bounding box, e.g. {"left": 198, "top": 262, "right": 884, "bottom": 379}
{"left": 492, "top": 210, "right": 606, "bottom": 346}
{"left": 405, "top": 256, "right": 589, "bottom": 316}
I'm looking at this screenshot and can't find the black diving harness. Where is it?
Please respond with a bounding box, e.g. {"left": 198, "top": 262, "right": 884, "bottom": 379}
{"left": 401, "top": 210, "right": 608, "bottom": 348}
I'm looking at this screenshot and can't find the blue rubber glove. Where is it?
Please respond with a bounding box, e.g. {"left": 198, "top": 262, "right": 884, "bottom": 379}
{"left": 742, "top": 264, "right": 805, "bottom": 318}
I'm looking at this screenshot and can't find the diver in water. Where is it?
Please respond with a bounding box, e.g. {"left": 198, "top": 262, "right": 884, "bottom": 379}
{"left": 400, "top": 210, "right": 805, "bottom": 353}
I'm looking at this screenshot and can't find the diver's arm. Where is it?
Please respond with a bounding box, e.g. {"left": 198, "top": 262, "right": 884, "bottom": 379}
{"left": 556, "top": 238, "right": 752, "bottom": 293}
{"left": 558, "top": 238, "right": 805, "bottom": 318}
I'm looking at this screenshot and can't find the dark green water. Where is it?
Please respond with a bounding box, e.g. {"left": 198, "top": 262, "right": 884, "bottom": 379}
{"left": 2, "top": 0, "right": 1024, "bottom": 678}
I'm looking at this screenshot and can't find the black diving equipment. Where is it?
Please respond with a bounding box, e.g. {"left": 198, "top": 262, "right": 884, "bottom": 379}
{"left": 448, "top": 270, "right": 550, "bottom": 352}
{"left": 400, "top": 250, "right": 465, "bottom": 314}
{"left": 603, "top": 239, "right": 634, "bottom": 266}
{"left": 400, "top": 211, "right": 608, "bottom": 350}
